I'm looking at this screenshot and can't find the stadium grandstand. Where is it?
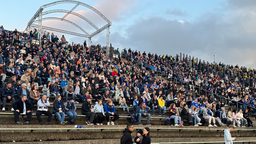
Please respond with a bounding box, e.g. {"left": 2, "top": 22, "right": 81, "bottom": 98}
{"left": 0, "top": 1, "right": 256, "bottom": 144}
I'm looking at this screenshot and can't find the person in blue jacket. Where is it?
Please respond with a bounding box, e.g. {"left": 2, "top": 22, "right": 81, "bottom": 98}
{"left": 53, "top": 96, "right": 67, "bottom": 125}
{"left": 104, "top": 100, "right": 119, "bottom": 125}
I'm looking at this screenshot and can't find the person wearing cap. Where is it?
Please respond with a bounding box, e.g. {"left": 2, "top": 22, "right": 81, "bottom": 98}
{"left": 64, "top": 97, "right": 77, "bottom": 124}
{"left": 134, "top": 129, "right": 143, "bottom": 144}
{"left": 36, "top": 94, "right": 52, "bottom": 125}
{"left": 81, "top": 96, "right": 96, "bottom": 125}
{"left": 141, "top": 127, "right": 151, "bottom": 144}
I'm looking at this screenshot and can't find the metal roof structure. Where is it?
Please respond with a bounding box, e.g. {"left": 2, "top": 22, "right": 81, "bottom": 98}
{"left": 25, "top": 0, "right": 111, "bottom": 58}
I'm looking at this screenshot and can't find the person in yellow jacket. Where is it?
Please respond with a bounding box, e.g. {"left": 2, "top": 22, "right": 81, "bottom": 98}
{"left": 158, "top": 96, "right": 166, "bottom": 116}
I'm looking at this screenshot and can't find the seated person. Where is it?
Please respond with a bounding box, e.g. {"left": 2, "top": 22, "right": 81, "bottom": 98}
{"left": 149, "top": 95, "right": 158, "bottom": 115}
{"left": 17, "top": 83, "right": 30, "bottom": 99}
{"left": 13, "top": 94, "right": 33, "bottom": 124}
{"left": 92, "top": 100, "right": 105, "bottom": 125}
{"left": 64, "top": 97, "right": 77, "bottom": 124}
{"left": 29, "top": 85, "right": 40, "bottom": 106}
{"left": 136, "top": 102, "right": 151, "bottom": 125}
{"left": 158, "top": 96, "right": 166, "bottom": 116}
{"left": 169, "top": 103, "right": 182, "bottom": 126}
{"left": 117, "top": 94, "right": 129, "bottom": 113}
{"left": 50, "top": 82, "right": 61, "bottom": 98}
{"left": 2, "top": 83, "right": 15, "bottom": 111}
{"left": 36, "top": 94, "right": 52, "bottom": 125}
{"left": 104, "top": 100, "right": 119, "bottom": 125}
{"left": 81, "top": 96, "right": 95, "bottom": 125}
{"left": 53, "top": 96, "right": 67, "bottom": 125}
{"left": 180, "top": 104, "right": 193, "bottom": 125}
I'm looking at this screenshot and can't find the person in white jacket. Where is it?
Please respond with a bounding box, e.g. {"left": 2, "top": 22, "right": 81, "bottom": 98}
{"left": 36, "top": 95, "right": 52, "bottom": 125}
{"left": 92, "top": 100, "right": 105, "bottom": 125}
{"left": 224, "top": 126, "right": 236, "bottom": 144}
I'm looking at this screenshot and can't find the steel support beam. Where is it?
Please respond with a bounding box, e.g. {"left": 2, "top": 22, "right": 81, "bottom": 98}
{"left": 61, "top": 3, "right": 79, "bottom": 20}
{"left": 34, "top": 17, "right": 90, "bottom": 36}
{"left": 31, "top": 24, "right": 89, "bottom": 38}
{"left": 43, "top": 0, "right": 112, "bottom": 24}
{"left": 42, "top": 9, "right": 99, "bottom": 30}
{"left": 106, "top": 26, "right": 110, "bottom": 60}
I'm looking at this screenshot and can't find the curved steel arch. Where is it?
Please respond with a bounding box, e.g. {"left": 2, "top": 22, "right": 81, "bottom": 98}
{"left": 26, "top": 0, "right": 111, "bottom": 59}
{"left": 43, "top": 0, "right": 111, "bottom": 24}
{"left": 42, "top": 9, "right": 99, "bottom": 30}
{"left": 34, "top": 17, "right": 90, "bottom": 36}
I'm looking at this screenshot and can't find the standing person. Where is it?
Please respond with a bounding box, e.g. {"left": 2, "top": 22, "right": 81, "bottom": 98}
{"left": 64, "top": 97, "right": 77, "bottom": 124}
{"left": 224, "top": 126, "right": 236, "bottom": 144}
{"left": 92, "top": 100, "right": 105, "bottom": 125}
{"left": 13, "top": 94, "right": 33, "bottom": 124}
{"left": 53, "top": 96, "right": 67, "bottom": 125}
{"left": 134, "top": 129, "right": 143, "bottom": 144}
{"left": 141, "top": 127, "right": 151, "bottom": 144}
{"left": 81, "top": 96, "right": 95, "bottom": 125}
{"left": 36, "top": 95, "right": 52, "bottom": 125}
{"left": 120, "top": 124, "right": 134, "bottom": 144}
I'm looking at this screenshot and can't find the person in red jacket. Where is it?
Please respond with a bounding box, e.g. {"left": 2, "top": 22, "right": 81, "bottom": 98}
{"left": 169, "top": 103, "right": 182, "bottom": 126}
{"left": 112, "top": 68, "right": 118, "bottom": 77}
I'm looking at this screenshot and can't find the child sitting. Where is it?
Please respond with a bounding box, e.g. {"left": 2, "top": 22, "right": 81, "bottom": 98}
{"left": 118, "top": 94, "right": 129, "bottom": 113}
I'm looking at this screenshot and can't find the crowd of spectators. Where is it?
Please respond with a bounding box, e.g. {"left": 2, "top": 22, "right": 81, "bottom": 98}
{"left": 0, "top": 25, "right": 255, "bottom": 127}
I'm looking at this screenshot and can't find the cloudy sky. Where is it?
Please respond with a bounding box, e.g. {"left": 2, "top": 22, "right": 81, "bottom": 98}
{"left": 1, "top": 0, "right": 256, "bottom": 68}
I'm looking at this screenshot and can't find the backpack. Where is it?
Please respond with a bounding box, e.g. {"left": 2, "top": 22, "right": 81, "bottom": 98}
{"left": 130, "top": 114, "right": 138, "bottom": 123}
{"left": 165, "top": 117, "right": 171, "bottom": 125}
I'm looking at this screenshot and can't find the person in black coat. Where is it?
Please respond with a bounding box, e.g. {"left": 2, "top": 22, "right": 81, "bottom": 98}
{"left": 53, "top": 96, "right": 67, "bottom": 125}
{"left": 81, "top": 96, "right": 95, "bottom": 125}
{"left": 12, "top": 94, "right": 33, "bottom": 124}
{"left": 123, "top": 87, "right": 133, "bottom": 105}
{"left": 180, "top": 104, "right": 193, "bottom": 125}
{"left": 142, "top": 127, "right": 151, "bottom": 144}
{"left": 120, "top": 124, "right": 134, "bottom": 144}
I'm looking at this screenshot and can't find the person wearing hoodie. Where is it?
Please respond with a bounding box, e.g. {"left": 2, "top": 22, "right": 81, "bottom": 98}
{"left": 81, "top": 96, "right": 95, "bottom": 125}
{"left": 104, "top": 100, "right": 119, "bottom": 125}
{"left": 120, "top": 124, "right": 134, "bottom": 144}
{"left": 92, "top": 100, "right": 105, "bottom": 125}
{"left": 224, "top": 126, "right": 236, "bottom": 144}
{"left": 64, "top": 97, "right": 77, "bottom": 124}
{"left": 134, "top": 129, "right": 143, "bottom": 144}
{"left": 141, "top": 127, "right": 151, "bottom": 144}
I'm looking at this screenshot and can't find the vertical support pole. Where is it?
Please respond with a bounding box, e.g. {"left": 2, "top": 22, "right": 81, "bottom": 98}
{"left": 88, "top": 37, "right": 91, "bottom": 48}
{"left": 180, "top": 52, "right": 182, "bottom": 62}
{"left": 106, "top": 26, "right": 110, "bottom": 60}
{"left": 38, "top": 10, "right": 42, "bottom": 47}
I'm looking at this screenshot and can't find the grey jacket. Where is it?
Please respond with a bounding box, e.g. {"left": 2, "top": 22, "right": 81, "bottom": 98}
{"left": 203, "top": 108, "right": 213, "bottom": 118}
